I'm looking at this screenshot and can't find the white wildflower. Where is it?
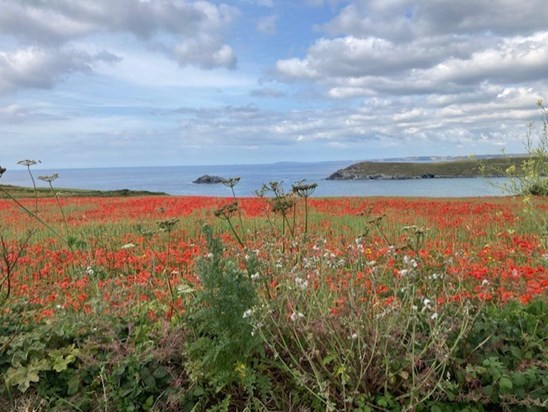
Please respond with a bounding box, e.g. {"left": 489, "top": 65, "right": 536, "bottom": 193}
{"left": 295, "top": 277, "right": 308, "bottom": 290}
{"left": 121, "top": 243, "right": 136, "bottom": 249}
{"left": 290, "top": 311, "right": 304, "bottom": 321}
{"left": 86, "top": 266, "right": 94, "bottom": 275}
{"left": 250, "top": 272, "right": 260, "bottom": 280}
{"left": 351, "top": 333, "right": 358, "bottom": 340}
{"left": 243, "top": 309, "right": 253, "bottom": 319}
{"left": 431, "top": 312, "right": 438, "bottom": 320}
{"left": 481, "top": 279, "right": 490, "bottom": 287}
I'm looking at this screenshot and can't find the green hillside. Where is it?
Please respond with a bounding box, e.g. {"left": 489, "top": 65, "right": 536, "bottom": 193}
{"left": 327, "top": 156, "right": 530, "bottom": 180}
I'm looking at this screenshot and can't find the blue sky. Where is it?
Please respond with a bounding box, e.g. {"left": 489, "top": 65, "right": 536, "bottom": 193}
{"left": 1, "top": 0, "right": 548, "bottom": 168}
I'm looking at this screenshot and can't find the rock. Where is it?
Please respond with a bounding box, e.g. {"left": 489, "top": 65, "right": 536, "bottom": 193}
{"left": 193, "top": 175, "right": 226, "bottom": 184}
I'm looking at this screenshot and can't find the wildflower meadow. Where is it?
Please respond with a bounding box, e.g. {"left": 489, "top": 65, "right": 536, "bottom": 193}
{"left": 0, "top": 169, "right": 547, "bottom": 411}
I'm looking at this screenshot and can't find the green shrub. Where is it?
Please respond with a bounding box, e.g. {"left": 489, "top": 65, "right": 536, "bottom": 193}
{"left": 449, "top": 299, "right": 548, "bottom": 409}
{"left": 182, "top": 225, "right": 270, "bottom": 409}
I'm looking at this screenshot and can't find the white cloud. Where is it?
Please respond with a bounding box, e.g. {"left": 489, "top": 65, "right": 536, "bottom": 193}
{"left": 240, "top": 0, "right": 274, "bottom": 7}
{"left": 172, "top": 86, "right": 544, "bottom": 152}
{"left": 174, "top": 36, "right": 237, "bottom": 69}
{"left": 0, "top": 0, "right": 239, "bottom": 93}
{"left": 257, "top": 15, "right": 278, "bottom": 35}
{"left": 0, "top": 47, "right": 119, "bottom": 94}
{"left": 323, "top": 0, "right": 548, "bottom": 39}
{"left": 276, "top": 0, "right": 548, "bottom": 100}
{"left": 0, "top": 0, "right": 238, "bottom": 43}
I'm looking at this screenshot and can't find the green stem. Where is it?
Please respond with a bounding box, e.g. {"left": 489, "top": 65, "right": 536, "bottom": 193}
{"left": 26, "top": 166, "right": 38, "bottom": 213}
{"left": 226, "top": 217, "right": 245, "bottom": 248}
{"left": 49, "top": 182, "right": 70, "bottom": 237}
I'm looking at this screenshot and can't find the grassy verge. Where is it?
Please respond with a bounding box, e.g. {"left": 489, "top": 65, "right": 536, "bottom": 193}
{"left": 0, "top": 184, "right": 168, "bottom": 198}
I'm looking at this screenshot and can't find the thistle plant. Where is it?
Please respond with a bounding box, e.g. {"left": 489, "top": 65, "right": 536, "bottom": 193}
{"left": 17, "top": 159, "right": 41, "bottom": 213}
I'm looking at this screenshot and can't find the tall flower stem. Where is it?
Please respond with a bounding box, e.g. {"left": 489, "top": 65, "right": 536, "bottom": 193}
{"left": 17, "top": 159, "right": 41, "bottom": 213}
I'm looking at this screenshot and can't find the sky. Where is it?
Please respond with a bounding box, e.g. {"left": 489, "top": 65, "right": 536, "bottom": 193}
{"left": 1, "top": 0, "right": 547, "bottom": 168}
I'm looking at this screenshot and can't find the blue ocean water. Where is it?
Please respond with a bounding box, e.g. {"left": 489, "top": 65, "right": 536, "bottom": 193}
{"left": 0, "top": 161, "right": 507, "bottom": 197}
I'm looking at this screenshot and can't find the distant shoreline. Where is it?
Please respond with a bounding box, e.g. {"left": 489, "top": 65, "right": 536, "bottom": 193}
{"left": 326, "top": 156, "right": 528, "bottom": 180}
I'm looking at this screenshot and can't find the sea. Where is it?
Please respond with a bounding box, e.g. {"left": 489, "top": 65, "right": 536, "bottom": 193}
{"left": 1, "top": 161, "right": 508, "bottom": 198}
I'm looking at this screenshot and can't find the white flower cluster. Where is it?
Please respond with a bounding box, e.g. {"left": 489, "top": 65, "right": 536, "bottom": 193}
{"left": 290, "top": 311, "right": 304, "bottom": 321}
{"left": 419, "top": 297, "right": 439, "bottom": 321}
{"left": 294, "top": 276, "right": 309, "bottom": 291}
{"left": 399, "top": 255, "right": 418, "bottom": 276}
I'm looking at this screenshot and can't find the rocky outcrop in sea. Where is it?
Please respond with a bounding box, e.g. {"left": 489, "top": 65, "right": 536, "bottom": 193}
{"left": 193, "top": 175, "right": 226, "bottom": 184}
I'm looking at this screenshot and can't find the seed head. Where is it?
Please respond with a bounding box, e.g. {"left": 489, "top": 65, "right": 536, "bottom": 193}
{"left": 17, "top": 159, "right": 41, "bottom": 167}
{"left": 38, "top": 173, "right": 59, "bottom": 183}
{"left": 157, "top": 218, "right": 179, "bottom": 233}
{"left": 214, "top": 201, "right": 239, "bottom": 219}
{"left": 292, "top": 180, "right": 318, "bottom": 197}
{"left": 271, "top": 194, "right": 296, "bottom": 215}
{"left": 222, "top": 177, "right": 240, "bottom": 188}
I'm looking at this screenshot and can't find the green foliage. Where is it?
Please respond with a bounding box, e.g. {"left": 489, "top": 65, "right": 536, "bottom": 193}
{"left": 450, "top": 299, "right": 548, "bottom": 409}
{"left": 483, "top": 100, "right": 548, "bottom": 197}
{"left": 183, "top": 225, "right": 270, "bottom": 407}
{"left": 0, "top": 310, "right": 188, "bottom": 411}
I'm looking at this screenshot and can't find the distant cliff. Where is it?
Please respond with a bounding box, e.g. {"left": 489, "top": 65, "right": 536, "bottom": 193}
{"left": 326, "top": 157, "right": 528, "bottom": 180}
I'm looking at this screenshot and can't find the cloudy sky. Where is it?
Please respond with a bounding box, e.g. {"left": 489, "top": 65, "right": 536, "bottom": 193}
{"left": 1, "top": 0, "right": 547, "bottom": 168}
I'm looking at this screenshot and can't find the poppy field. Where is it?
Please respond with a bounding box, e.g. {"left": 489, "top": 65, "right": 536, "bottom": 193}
{"left": 0, "top": 190, "right": 547, "bottom": 411}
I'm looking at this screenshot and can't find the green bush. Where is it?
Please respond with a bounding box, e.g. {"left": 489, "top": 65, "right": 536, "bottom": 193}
{"left": 449, "top": 299, "right": 548, "bottom": 409}
{"left": 182, "top": 225, "right": 271, "bottom": 409}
